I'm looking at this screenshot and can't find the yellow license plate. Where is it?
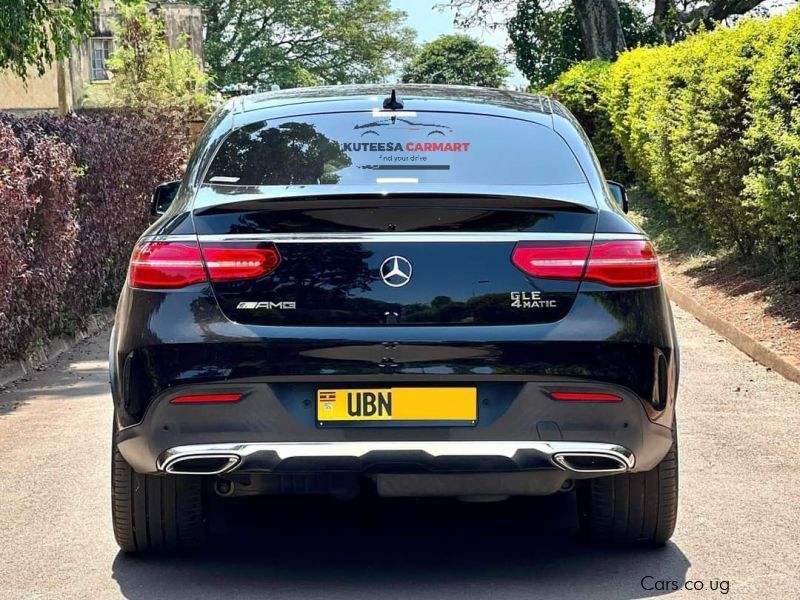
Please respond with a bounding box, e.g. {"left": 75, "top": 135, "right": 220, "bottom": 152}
{"left": 317, "top": 387, "right": 477, "bottom": 426}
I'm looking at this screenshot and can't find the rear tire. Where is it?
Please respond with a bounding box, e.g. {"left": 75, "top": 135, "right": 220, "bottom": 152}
{"left": 578, "top": 430, "right": 678, "bottom": 545}
{"left": 111, "top": 442, "right": 205, "bottom": 553}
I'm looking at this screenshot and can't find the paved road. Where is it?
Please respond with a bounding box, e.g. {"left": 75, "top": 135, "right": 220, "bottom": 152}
{"left": 1, "top": 306, "right": 798, "bottom": 600}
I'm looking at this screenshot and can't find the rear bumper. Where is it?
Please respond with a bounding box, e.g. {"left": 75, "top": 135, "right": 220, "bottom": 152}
{"left": 112, "top": 282, "right": 678, "bottom": 481}
{"left": 157, "top": 440, "right": 635, "bottom": 476}
{"left": 111, "top": 284, "right": 678, "bottom": 429}
{"left": 115, "top": 379, "right": 674, "bottom": 476}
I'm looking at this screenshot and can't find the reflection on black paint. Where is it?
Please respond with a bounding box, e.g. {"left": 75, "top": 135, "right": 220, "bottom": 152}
{"left": 213, "top": 245, "right": 376, "bottom": 324}
{"left": 205, "top": 122, "right": 351, "bottom": 186}
{"left": 402, "top": 293, "right": 564, "bottom": 324}
{"left": 193, "top": 204, "right": 583, "bottom": 235}
{"left": 208, "top": 242, "right": 581, "bottom": 327}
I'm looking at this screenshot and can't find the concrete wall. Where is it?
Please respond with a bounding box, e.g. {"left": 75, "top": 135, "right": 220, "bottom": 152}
{"left": 0, "top": 1, "right": 203, "bottom": 114}
{"left": 0, "top": 64, "right": 62, "bottom": 114}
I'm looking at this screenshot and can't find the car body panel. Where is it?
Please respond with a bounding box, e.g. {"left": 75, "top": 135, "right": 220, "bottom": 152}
{"left": 111, "top": 85, "right": 679, "bottom": 488}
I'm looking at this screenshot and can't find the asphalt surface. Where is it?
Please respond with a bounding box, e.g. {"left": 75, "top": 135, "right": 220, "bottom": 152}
{"left": 0, "top": 305, "right": 798, "bottom": 599}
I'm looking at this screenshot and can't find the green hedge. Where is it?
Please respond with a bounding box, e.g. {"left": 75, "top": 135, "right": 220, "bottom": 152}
{"left": 549, "top": 8, "right": 800, "bottom": 272}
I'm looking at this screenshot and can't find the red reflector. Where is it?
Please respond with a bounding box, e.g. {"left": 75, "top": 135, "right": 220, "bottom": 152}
{"left": 170, "top": 393, "right": 243, "bottom": 404}
{"left": 511, "top": 242, "right": 590, "bottom": 279}
{"left": 129, "top": 241, "right": 207, "bottom": 289}
{"left": 585, "top": 240, "right": 659, "bottom": 287}
{"left": 550, "top": 392, "right": 622, "bottom": 402}
{"left": 200, "top": 243, "right": 281, "bottom": 282}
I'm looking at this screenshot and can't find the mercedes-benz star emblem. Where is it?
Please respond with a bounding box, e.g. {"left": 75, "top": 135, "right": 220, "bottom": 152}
{"left": 380, "top": 256, "right": 413, "bottom": 288}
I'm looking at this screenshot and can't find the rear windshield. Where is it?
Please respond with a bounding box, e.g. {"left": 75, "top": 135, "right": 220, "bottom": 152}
{"left": 203, "top": 112, "right": 586, "bottom": 187}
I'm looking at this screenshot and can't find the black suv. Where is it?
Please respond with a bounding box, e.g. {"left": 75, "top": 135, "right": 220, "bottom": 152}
{"left": 110, "top": 85, "right": 679, "bottom": 553}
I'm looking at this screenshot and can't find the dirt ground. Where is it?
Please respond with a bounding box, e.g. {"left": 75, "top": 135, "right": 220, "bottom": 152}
{"left": 661, "top": 253, "right": 800, "bottom": 363}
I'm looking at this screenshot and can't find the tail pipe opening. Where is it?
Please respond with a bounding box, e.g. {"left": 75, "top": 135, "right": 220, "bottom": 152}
{"left": 552, "top": 451, "right": 631, "bottom": 474}
{"left": 163, "top": 454, "right": 240, "bottom": 475}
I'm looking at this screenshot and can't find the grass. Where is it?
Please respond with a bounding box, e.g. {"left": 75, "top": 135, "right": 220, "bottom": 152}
{"left": 626, "top": 187, "right": 720, "bottom": 260}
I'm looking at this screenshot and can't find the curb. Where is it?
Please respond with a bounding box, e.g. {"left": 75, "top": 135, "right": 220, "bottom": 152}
{"left": 665, "top": 281, "right": 800, "bottom": 385}
{"left": 0, "top": 309, "right": 115, "bottom": 389}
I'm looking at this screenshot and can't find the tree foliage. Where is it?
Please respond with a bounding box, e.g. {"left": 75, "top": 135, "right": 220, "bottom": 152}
{"left": 0, "top": 0, "right": 96, "bottom": 80}
{"left": 103, "top": 0, "right": 210, "bottom": 116}
{"left": 448, "top": 0, "right": 772, "bottom": 67}
{"left": 652, "top": 0, "right": 771, "bottom": 42}
{"left": 510, "top": 0, "right": 657, "bottom": 89}
{"left": 187, "top": 0, "right": 416, "bottom": 88}
{"left": 550, "top": 8, "right": 800, "bottom": 272}
{"left": 401, "top": 34, "right": 509, "bottom": 87}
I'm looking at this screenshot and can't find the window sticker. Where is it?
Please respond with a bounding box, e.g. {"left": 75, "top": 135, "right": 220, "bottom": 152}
{"left": 204, "top": 112, "right": 586, "bottom": 187}
{"left": 345, "top": 116, "right": 470, "bottom": 178}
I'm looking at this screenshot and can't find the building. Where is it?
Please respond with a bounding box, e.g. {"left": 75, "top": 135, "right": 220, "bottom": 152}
{"left": 0, "top": 1, "right": 203, "bottom": 115}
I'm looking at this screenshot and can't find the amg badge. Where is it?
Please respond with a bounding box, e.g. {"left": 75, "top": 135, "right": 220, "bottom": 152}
{"left": 236, "top": 301, "right": 296, "bottom": 310}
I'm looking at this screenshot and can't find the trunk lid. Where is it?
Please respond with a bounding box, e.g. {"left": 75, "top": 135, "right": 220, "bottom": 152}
{"left": 192, "top": 109, "right": 598, "bottom": 326}
{"left": 193, "top": 195, "right": 597, "bottom": 326}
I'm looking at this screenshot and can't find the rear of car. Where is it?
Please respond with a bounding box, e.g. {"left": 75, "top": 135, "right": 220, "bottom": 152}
{"left": 110, "top": 85, "right": 679, "bottom": 553}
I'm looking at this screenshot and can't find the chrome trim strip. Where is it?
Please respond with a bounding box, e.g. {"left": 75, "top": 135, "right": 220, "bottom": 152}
{"left": 157, "top": 441, "right": 634, "bottom": 473}
{"left": 139, "top": 232, "right": 647, "bottom": 244}
{"left": 139, "top": 234, "right": 198, "bottom": 243}
{"left": 593, "top": 233, "right": 647, "bottom": 241}
{"left": 194, "top": 232, "right": 595, "bottom": 243}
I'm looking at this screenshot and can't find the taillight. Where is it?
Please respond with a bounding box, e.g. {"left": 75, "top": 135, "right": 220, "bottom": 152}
{"left": 584, "top": 240, "right": 659, "bottom": 286}
{"left": 200, "top": 243, "right": 280, "bottom": 282}
{"left": 129, "top": 241, "right": 207, "bottom": 289}
{"left": 511, "top": 241, "right": 590, "bottom": 279}
{"left": 511, "top": 239, "right": 659, "bottom": 287}
{"left": 128, "top": 240, "right": 281, "bottom": 289}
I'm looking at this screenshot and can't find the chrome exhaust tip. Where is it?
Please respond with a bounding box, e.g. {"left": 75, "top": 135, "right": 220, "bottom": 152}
{"left": 162, "top": 453, "right": 240, "bottom": 475}
{"left": 552, "top": 452, "right": 630, "bottom": 474}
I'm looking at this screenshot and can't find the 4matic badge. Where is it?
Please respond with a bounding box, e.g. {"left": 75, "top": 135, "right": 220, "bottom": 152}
{"left": 510, "top": 291, "right": 557, "bottom": 309}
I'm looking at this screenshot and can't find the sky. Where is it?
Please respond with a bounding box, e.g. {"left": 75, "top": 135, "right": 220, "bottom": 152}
{"left": 389, "top": 0, "right": 527, "bottom": 88}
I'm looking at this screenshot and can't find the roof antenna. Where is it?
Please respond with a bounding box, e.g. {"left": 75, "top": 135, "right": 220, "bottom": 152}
{"left": 383, "top": 89, "right": 404, "bottom": 110}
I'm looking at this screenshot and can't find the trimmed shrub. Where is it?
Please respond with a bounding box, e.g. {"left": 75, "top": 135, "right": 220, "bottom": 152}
{"left": 551, "top": 8, "right": 800, "bottom": 273}
{"left": 743, "top": 11, "right": 800, "bottom": 269}
{"left": 547, "top": 59, "right": 630, "bottom": 182}
{"left": 0, "top": 123, "right": 78, "bottom": 360}
{"left": 0, "top": 113, "right": 186, "bottom": 362}
{"left": 606, "top": 20, "right": 772, "bottom": 255}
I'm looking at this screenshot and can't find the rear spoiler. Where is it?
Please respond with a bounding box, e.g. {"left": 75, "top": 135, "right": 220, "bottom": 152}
{"left": 193, "top": 184, "right": 598, "bottom": 214}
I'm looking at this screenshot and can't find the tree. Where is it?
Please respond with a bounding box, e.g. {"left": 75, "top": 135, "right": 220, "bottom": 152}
{"left": 0, "top": 0, "right": 96, "bottom": 80}
{"left": 401, "top": 34, "right": 509, "bottom": 87}
{"left": 448, "top": 0, "right": 773, "bottom": 60}
{"left": 652, "top": 0, "right": 770, "bottom": 42}
{"left": 572, "top": 0, "right": 626, "bottom": 60}
{"left": 509, "top": 0, "right": 657, "bottom": 88}
{"left": 184, "top": 0, "right": 416, "bottom": 88}
{"left": 102, "top": 0, "right": 210, "bottom": 116}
